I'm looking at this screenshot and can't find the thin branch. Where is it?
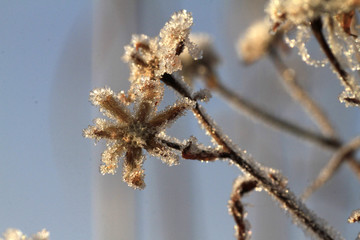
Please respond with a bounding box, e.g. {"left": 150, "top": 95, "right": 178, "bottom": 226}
{"left": 161, "top": 73, "right": 344, "bottom": 240}
{"left": 214, "top": 77, "right": 339, "bottom": 149}
{"left": 311, "top": 17, "right": 353, "bottom": 91}
{"left": 311, "top": 17, "right": 360, "bottom": 106}
{"left": 228, "top": 176, "right": 258, "bottom": 240}
{"left": 269, "top": 46, "right": 360, "bottom": 198}
{"left": 269, "top": 46, "right": 336, "bottom": 137}
{"left": 302, "top": 136, "right": 360, "bottom": 200}
{"left": 196, "top": 65, "right": 360, "bottom": 195}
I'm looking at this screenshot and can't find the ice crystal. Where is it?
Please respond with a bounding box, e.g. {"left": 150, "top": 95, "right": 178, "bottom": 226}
{"left": 84, "top": 84, "right": 195, "bottom": 189}
{"left": 348, "top": 209, "right": 360, "bottom": 223}
{"left": 0, "top": 229, "right": 49, "bottom": 240}
{"left": 284, "top": 26, "right": 328, "bottom": 67}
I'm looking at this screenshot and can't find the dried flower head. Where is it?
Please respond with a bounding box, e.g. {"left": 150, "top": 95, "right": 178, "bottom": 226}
{"left": 122, "top": 10, "right": 201, "bottom": 80}
{"left": 0, "top": 229, "right": 49, "bottom": 240}
{"left": 123, "top": 34, "right": 160, "bottom": 82}
{"left": 121, "top": 10, "right": 202, "bottom": 103}
{"left": 158, "top": 10, "right": 202, "bottom": 75}
{"left": 84, "top": 83, "right": 195, "bottom": 189}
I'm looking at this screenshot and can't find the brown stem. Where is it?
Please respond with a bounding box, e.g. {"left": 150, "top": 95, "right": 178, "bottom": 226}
{"left": 202, "top": 67, "right": 360, "bottom": 194}
{"left": 215, "top": 78, "right": 340, "bottom": 149}
{"left": 228, "top": 177, "right": 258, "bottom": 240}
{"left": 161, "top": 73, "right": 343, "bottom": 240}
{"left": 311, "top": 17, "right": 353, "bottom": 91}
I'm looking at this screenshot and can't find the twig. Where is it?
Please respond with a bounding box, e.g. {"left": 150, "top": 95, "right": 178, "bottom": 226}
{"left": 197, "top": 65, "right": 360, "bottom": 196}
{"left": 302, "top": 137, "right": 360, "bottom": 200}
{"left": 269, "top": 46, "right": 336, "bottom": 137}
{"left": 215, "top": 78, "right": 340, "bottom": 149}
{"left": 311, "top": 17, "right": 353, "bottom": 91}
{"left": 161, "top": 73, "right": 344, "bottom": 240}
{"left": 269, "top": 46, "right": 360, "bottom": 198}
{"left": 228, "top": 176, "right": 258, "bottom": 240}
{"left": 311, "top": 17, "right": 360, "bottom": 107}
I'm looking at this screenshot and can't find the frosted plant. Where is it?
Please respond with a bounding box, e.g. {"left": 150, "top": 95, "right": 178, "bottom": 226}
{"left": 0, "top": 229, "right": 49, "bottom": 240}
{"left": 83, "top": 83, "right": 195, "bottom": 189}
{"left": 265, "top": 0, "right": 360, "bottom": 106}
{"left": 84, "top": 9, "right": 203, "bottom": 189}
{"left": 158, "top": 10, "right": 202, "bottom": 75}
{"left": 123, "top": 10, "right": 201, "bottom": 78}
{"left": 84, "top": 9, "right": 349, "bottom": 240}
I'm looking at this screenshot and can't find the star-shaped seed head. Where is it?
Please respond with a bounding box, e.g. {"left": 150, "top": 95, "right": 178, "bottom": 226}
{"left": 84, "top": 81, "right": 195, "bottom": 189}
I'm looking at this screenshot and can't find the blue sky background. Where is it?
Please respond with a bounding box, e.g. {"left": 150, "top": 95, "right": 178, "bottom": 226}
{"left": 1, "top": 1, "right": 360, "bottom": 240}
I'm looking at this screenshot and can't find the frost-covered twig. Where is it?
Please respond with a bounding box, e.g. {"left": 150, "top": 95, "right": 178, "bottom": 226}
{"left": 303, "top": 137, "right": 360, "bottom": 200}
{"left": 311, "top": 17, "right": 360, "bottom": 105}
{"left": 228, "top": 176, "right": 258, "bottom": 240}
{"left": 238, "top": 18, "right": 360, "bottom": 198}
{"left": 311, "top": 17, "right": 350, "bottom": 87}
{"left": 214, "top": 78, "right": 340, "bottom": 149}
{"left": 184, "top": 33, "right": 340, "bottom": 149}
{"left": 161, "top": 73, "right": 344, "bottom": 240}
{"left": 269, "top": 46, "right": 336, "bottom": 137}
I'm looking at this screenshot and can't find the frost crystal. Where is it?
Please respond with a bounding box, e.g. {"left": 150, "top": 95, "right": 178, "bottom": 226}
{"left": 84, "top": 83, "right": 195, "bottom": 189}
{"left": 0, "top": 229, "right": 49, "bottom": 240}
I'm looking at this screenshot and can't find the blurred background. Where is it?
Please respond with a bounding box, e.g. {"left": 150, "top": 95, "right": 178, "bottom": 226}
{"left": 1, "top": 1, "right": 360, "bottom": 239}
